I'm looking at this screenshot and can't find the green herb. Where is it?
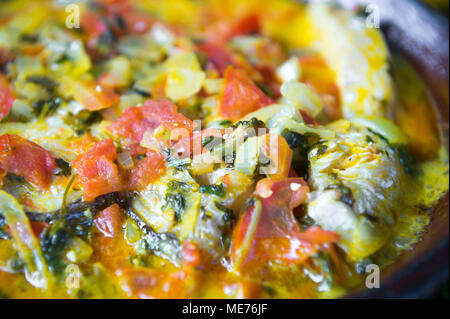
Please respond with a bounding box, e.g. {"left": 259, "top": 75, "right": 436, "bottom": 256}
{"left": 61, "top": 174, "right": 77, "bottom": 218}
{"left": 194, "top": 50, "right": 209, "bottom": 70}
{"left": 5, "top": 172, "right": 26, "bottom": 184}
{"left": 199, "top": 184, "right": 225, "bottom": 197}
{"left": 368, "top": 129, "right": 418, "bottom": 176}
{"left": 281, "top": 129, "right": 310, "bottom": 179}
{"left": 219, "top": 120, "right": 233, "bottom": 127}
{"left": 165, "top": 193, "right": 186, "bottom": 221}
{"left": 55, "top": 158, "right": 71, "bottom": 177}
{"left": 256, "top": 81, "right": 275, "bottom": 99}
{"left": 396, "top": 144, "right": 419, "bottom": 176}
{"left": 215, "top": 202, "right": 235, "bottom": 224}
{"left": 282, "top": 130, "right": 308, "bottom": 150}
{"left": 40, "top": 225, "right": 72, "bottom": 276}
{"left": 326, "top": 184, "right": 354, "bottom": 208}
{"left": 26, "top": 75, "right": 56, "bottom": 91}
{"left": 0, "top": 214, "right": 9, "bottom": 240}
{"left": 202, "top": 136, "right": 223, "bottom": 151}
{"left": 124, "top": 206, "right": 182, "bottom": 266}
{"left": 233, "top": 117, "right": 265, "bottom": 130}
{"left": 133, "top": 88, "right": 152, "bottom": 97}
{"left": 64, "top": 110, "right": 102, "bottom": 136}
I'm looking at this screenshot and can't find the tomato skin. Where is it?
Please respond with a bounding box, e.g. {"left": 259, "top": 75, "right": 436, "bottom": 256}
{"left": 108, "top": 106, "right": 159, "bottom": 144}
{"left": 143, "top": 99, "right": 194, "bottom": 133}
{"left": 94, "top": 204, "right": 123, "bottom": 238}
{"left": 205, "top": 13, "right": 260, "bottom": 45}
{"left": 259, "top": 133, "right": 293, "bottom": 179}
{"left": 231, "top": 178, "right": 339, "bottom": 275}
{"left": 197, "top": 42, "right": 236, "bottom": 76}
{"left": 108, "top": 99, "right": 194, "bottom": 144}
{"left": 30, "top": 222, "right": 49, "bottom": 238}
{"left": 127, "top": 150, "right": 166, "bottom": 191}
{"left": 0, "top": 74, "right": 14, "bottom": 121}
{"left": 121, "top": 12, "right": 154, "bottom": 34}
{"left": 81, "top": 11, "right": 108, "bottom": 40}
{"left": 181, "top": 240, "right": 202, "bottom": 268}
{"left": 92, "top": 203, "right": 134, "bottom": 270}
{"left": 219, "top": 66, "right": 273, "bottom": 121}
{"left": 72, "top": 138, "right": 124, "bottom": 202}
{"left": 64, "top": 78, "right": 119, "bottom": 111}
{"left": 0, "top": 134, "right": 56, "bottom": 190}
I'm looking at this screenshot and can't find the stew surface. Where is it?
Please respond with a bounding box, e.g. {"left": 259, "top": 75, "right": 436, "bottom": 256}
{"left": 0, "top": 0, "right": 448, "bottom": 299}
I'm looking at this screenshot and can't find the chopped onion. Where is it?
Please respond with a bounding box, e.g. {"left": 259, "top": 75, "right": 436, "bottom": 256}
{"left": 191, "top": 152, "right": 219, "bottom": 175}
{"left": 204, "top": 78, "right": 224, "bottom": 95}
{"left": 277, "top": 56, "right": 302, "bottom": 83}
{"left": 281, "top": 80, "right": 324, "bottom": 118}
{"left": 350, "top": 116, "right": 409, "bottom": 145}
{"left": 0, "top": 191, "right": 52, "bottom": 289}
{"left": 118, "top": 151, "right": 134, "bottom": 169}
{"left": 100, "top": 107, "right": 118, "bottom": 121}
{"left": 141, "top": 130, "right": 160, "bottom": 151}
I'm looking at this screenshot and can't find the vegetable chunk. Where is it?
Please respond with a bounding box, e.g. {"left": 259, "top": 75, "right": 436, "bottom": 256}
{"left": 219, "top": 67, "right": 274, "bottom": 120}
{"left": 231, "top": 178, "right": 338, "bottom": 275}
{"left": 0, "top": 134, "right": 56, "bottom": 190}
{"left": 72, "top": 138, "right": 124, "bottom": 201}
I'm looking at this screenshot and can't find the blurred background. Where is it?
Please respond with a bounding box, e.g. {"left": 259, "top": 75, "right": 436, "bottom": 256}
{"left": 421, "top": 0, "right": 448, "bottom": 299}
{"left": 423, "top": 0, "right": 449, "bottom": 15}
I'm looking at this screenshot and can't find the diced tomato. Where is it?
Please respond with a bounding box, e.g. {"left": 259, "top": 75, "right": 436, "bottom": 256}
{"left": 127, "top": 150, "right": 166, "bottom": 191}
{"left": 30, "top": 222, "right": 49, "bottom": 238}
{"left": 108, "top": 99, "right": 194, "bottom": 144}
{"left": 299, "top": 110, "right": 319, "bottom": 126}
{"left": 258, "top": 133, "right": 292, "bottom": 178}
{"left": 117, "top": 268, "right": 188, "bottom": 299}
{"left": 94, "top": 204, "right": 123, "bottom": 238}
{"left": 4, "top": 221, "right": 48, "bottom": 239}
{"left": 176, "top": 127, "right": 225, "bottom": 158}
{"left": 81, "top": 11, "right": 108, "bottom": 40}
{"left": 197, "top": 42, "right": 236, "bottom": 76}
{"left": 230, "top": 178, "right": 339, "bottom": 275}
{"left": 108, "top": 106, "right": 158, "bottom": 144}
{"left": 97, "top": 0, "right": 133, "bottom": 17}
{"left": 72, "top": 138, "right": 124, "bottom": 201}
{"left": 92, "top": 203, "right": 133, "bottom": 269}
{"left": 143, "top": 99, "right": 194, "bottom": 134}
{"left": 0, "top": 74, "right": 14, "bottom": 121}
{"left": 231, "top": 13, "right": 260, "bottom": 37}
{"left": 255, "top": 63, "right": 282, "bottom": 99}
{"left": 304, "top": 79, "right": 341, "bottom": 121}
{"left": 121, "top": 11, "right": 154, "bottom": 34}
{"left": 69, "top": 134, "right": 98, "bottom": 156}
{"left": 63, "top": 78, "right": 119, "bottom": 111}
{"left": 0, "top": 134, "right": 57, "bottom": 190}
{"left": 205, "top": 13, "right": 260, "bottom": 45}
{"left": 181, "top": 240, "right": 202, "bottom": 268}
{"left": 298, "top": 54, "right": 342, "bottom": 121}
{"left": 219, "top": 66, "right": 274, "bottom": 121}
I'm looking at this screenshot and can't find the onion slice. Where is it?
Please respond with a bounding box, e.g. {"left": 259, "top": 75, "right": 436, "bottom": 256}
{"left": 0, "top": 190, "right": 53, "bottom": 289}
